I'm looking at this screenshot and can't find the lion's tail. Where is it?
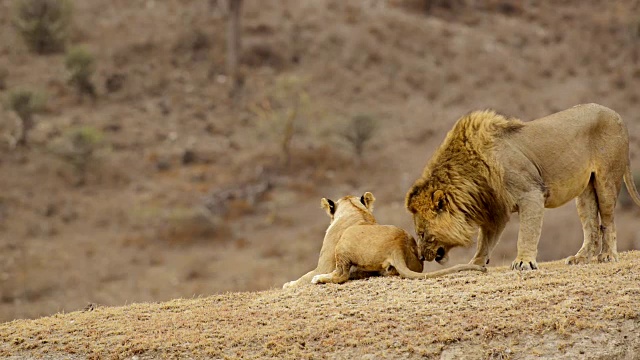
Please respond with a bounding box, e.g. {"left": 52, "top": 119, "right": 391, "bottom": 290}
{"left": 392, "top": 254, "right": 486, "bottom": 279}
{"left": 623, "top": 164, "right": 640, "bottom": 208}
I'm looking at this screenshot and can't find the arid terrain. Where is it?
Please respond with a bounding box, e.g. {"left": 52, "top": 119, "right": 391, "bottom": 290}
{"left": 1, "top": 0, "right": 640, "bottom": 328}
{"left": 1, "top": 252, "right": 639, "bottom": 359}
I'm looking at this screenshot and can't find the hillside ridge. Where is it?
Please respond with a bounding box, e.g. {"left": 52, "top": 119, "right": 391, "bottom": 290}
{"left": 1, "top": 251, "right": 639, "bottom": 359}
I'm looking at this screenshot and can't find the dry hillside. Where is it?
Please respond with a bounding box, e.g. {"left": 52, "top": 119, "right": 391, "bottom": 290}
{"left": 1, "top": 251, "right": 639, "bottom": 359}
{"left": 1, "top": 0, "right": 640, "bottom": 323}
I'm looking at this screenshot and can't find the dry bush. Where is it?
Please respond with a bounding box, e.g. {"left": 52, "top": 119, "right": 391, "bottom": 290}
{"left": 65, "top": 46, "right": 96, "bottom": 100}
{"left": 242, "top": 40, "right": 286, "bottom": 70}
{"left": 49, "top": 126, "right": 105, "bottom": 185}
{"left": 0, "top": 67, "right": 8, "bottom": 90}
{"left": 250, "top": 74, "right": 310, "bottom": 166}
{"left": 341, "top": 114, "right": 377, "bottom": 160}
{"left": 157, "top": 207, "right": 229, "bottom": 246}
{"left": 4, "top": 89, "right": 47, "bottom": 146}
{"left": 173, "top": 28, "right": 210, "bottom": 62}
{"left": 13, "top": 0, "right": 72, "bottom": 54}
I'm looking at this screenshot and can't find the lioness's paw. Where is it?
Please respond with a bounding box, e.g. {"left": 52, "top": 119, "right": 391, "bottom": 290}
{"left": 311, "top": 274, "right": 330, "bottom": 284}
{"left": 469, "top": 257, "right": 488, "bottom": 266}
{"left": 511, "top": 258, "right": 538, "bottom": 271}
{"left": 565, "top": 255, "right": 590, "bottom": 265}
{"left": 282, "top": 281, "right": 295, "bottom": 289}
{"left": 597, "top": 252, "right": 619, "bottom": 263}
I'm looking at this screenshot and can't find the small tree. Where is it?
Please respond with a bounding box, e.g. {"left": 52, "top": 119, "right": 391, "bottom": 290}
{"left": 0, "top": 67, "right": 8, "bottom": 90}
{"left": 13, "top": 0, "right": 72, "bottom": 54}
{"left": 5, "top": 89, "right": 46, "bottom": 146}
{"left": 51, "top": 126, "right": 105, "bottom": 186}
{"left": 226, "top": 0, "right": 244, "bottom": 99}
{"left": 250, "top": 75, "right": 310, "bottom": 167}
{"left": 65, "top": 46, "right": 97, "bottom": 100}
{"left": 343, "top": 114, "right": 377, "bottom": 160}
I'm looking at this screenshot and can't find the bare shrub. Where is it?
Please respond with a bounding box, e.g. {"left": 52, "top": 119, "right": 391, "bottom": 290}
{"left": 250, "top": 74, "right": 310, "bottom": 166}
{"left": 158, "top": 207, "right": 228, "bottom": 245}
{"left": 342, "top": 114, "right": 377, "bottom": 159}
{"left": 65, "top": 46, "right": 97, "bottom": 100}
{"left": 50, "top": 126, "right": 105, "bottom": 185}
{"left": 13, "top": 0, "right": 72, "bottom": 54}
{"left": 5, "top": 89, "right": 47, "bottom": 146}
{"left": 0, "top": 67, "right": 8, "bottom": 90}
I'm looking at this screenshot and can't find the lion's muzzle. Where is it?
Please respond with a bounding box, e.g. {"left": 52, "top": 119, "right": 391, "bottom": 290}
{"left": 423, "top": 249, "right": 436, "bottom": 262}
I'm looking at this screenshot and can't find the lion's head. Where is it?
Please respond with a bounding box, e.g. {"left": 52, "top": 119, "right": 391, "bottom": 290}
{"left": 321, "top": 191, "right": 376, "bottom": 224}
{"left": 405, "top": 182, "right": 476, "bottom": 264}
{"left": 405, "top": 111, "right": 516, "bottom": 264}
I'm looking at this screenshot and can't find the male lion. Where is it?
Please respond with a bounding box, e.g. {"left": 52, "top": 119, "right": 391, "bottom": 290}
{"left": 405, "top": 104, "right": 640, "bottom": 271}
{"left": 283, "top": 192, "right": 485, "bottom": 288}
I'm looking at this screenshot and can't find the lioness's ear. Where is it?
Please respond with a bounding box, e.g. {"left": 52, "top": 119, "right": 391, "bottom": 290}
{"left": 321, "top": 198, "right": 336, "bottom": 216}
{"left": 360, "top": 192, "right": 375, "bottom": 211}
{"left": 433, "top": 190, "right": 446, "bottom": 212}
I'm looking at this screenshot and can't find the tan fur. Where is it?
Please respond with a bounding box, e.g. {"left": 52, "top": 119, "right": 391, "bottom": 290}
{"left": 406, "top": 104, "right": 640, "bottom": 270}
{"left": 281, "top": 192, "right": 486, "bottom": 287}
{"left": 283, "top": 192, "right": 377, "bottom": 288}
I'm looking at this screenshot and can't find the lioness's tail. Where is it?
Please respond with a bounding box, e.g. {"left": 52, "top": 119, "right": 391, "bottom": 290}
{"left": 392, "top": 254, "right": 486, "bottom": 279}
{"left": 623, "top": 164, "right": 640, "bottom": 208}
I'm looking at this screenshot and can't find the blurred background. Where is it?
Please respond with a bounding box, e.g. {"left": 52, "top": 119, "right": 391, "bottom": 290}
{"left": 1, "top": 0, "right": 639, "bottom": 322}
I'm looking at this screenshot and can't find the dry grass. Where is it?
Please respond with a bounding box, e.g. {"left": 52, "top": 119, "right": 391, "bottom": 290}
{"left": 2, "top": 0, "right": 640, "bottom": 328}
{"left": 1, "top": 251, "right": 639, "bottom": 359}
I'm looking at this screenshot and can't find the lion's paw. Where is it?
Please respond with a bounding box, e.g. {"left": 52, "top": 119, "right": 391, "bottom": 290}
{"left": 311, "top": 274, "right": 330, "bottom": 284}
{"left": 565, "top": 255, "right": 590, "bottom": 265}
{"left": 511, "top": 258, "right": 538, "bottom": 271}
{"left": 597, "top": 252, "right": 619, "bottom": 263}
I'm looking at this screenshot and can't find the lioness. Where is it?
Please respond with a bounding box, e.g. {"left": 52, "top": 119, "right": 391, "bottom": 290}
{"left": 283, "top": 192, "right": 486, "bottom": 287}
{"left": 405, "top": 104, "right": 640, "bottom": 271}
{"left": 283, "top": 192, "right": 378, "bottom": 288}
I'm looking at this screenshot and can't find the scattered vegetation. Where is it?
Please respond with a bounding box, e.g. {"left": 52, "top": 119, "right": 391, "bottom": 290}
{"left": 342, "top": 114, "right": 377, "bottom": 160}
{"left": 250, "top": 74, "right": 310, "bottom": 166}
{"left": 13, "top": 0, "right": 73, "bottom": 54}
{"left": 65, "top": 46, "right": 97, "bottom": 100}
{"left": 158, "top": 206, "right": 227, "bottom": 245}
{"left": 5, "top": 89, "right": 47, "bottom": 147}
{"left": 0, "top": 67, "right": 8, "bottom": 90}
{"left": 50, "top": 126, "right": 105, "bottom": 185}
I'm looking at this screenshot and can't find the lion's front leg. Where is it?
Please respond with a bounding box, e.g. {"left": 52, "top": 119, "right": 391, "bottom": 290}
{"left": 470, "top": 224, "right": 506, "bottom": 266}
{"left": 311, "top": 256, "right": 351, "bottom": 284}
{"left": 511, "top": 193, "right": 544, "bottom": 271}
{"left": 284, "top": 268, "right": 325, "bottom": 289}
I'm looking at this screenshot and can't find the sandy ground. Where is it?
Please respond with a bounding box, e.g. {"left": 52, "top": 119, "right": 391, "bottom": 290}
{"left": 1, "top": 251, "right": 639, "bottom": 359}
{"left": 1, "top": 0, "right": 640, "bottom": 323}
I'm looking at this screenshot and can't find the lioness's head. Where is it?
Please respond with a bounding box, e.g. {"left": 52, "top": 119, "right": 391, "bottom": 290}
{"left": 321, "top": 192, "right": 375, "bottom": 222}
{"left": 405, "top": 182, "right": 475, "bottom": 264}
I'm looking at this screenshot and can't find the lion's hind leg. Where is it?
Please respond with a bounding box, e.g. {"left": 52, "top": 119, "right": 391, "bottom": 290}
{"left": 566, "top": 178, "right": 600, "bottom": 265}
{"left": 311, "top": 255, "right": 351, "bottom": 284}
{"left": 594, "top": 175, "right": 621, "bottom": 263}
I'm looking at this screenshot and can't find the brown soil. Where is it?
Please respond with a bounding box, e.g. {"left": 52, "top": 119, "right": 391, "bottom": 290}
{"left": 1, "top": 251, "right": 639, "bottom": 359}
{"left": 1, "top": 0, "right": 640, "bottom": 333}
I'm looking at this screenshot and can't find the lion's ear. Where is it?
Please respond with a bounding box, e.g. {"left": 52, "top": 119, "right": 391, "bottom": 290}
{"left": 433, "top": 190, "right": 446, "bottom": 212}
{"left": 360, "top": 192, "right": 375, "bottom": 211}
{"left": 321, "top": 198, "right": 336, "bottom": 216}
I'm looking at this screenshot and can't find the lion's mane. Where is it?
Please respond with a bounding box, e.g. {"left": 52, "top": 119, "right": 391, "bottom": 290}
{"left": 405, "top": 110, "right": 523, "bottom": 247}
